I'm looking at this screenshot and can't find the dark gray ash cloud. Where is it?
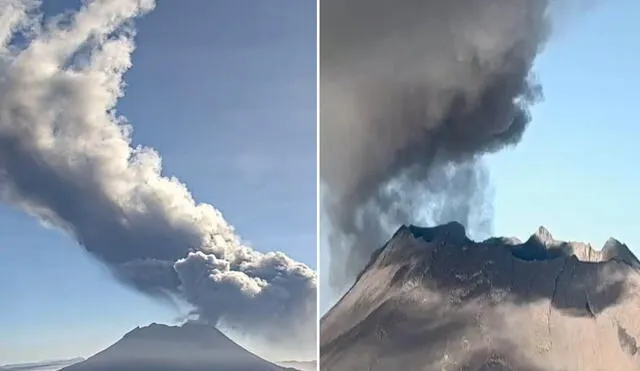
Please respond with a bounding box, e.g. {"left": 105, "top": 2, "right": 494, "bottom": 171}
{"left": 320, "top": 0, "right": 553, "bottom": 290}
{"left": 0, "top": 0, "right": 315, "bottom": 355}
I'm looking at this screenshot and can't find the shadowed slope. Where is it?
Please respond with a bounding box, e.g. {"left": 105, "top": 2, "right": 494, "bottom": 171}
{"left": 61, "top": 322, "right": 298, "bottom": 371}
{"left": 321, "top": 223, "right": 640, "bottom": 370}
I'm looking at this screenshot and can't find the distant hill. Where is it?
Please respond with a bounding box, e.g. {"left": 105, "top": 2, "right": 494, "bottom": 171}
{"left": 60, "top": 322, "right": 298, "bottom": 371}
{"left": 278, "top": 360, "right": 316, "bottom": 371}
{"left": 0, "top": 358, "right": 83, "bottom": 371}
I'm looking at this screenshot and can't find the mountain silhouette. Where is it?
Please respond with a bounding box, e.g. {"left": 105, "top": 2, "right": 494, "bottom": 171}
{"left": 321, "top": 222, "right": 640, "bottom": 370}
{"left": 0, "top": 357, "right": 83, "bottom": 370}
{"left": 278, "top": 360, "right": 316, "bottom": 371}
{"left": 61, "top": 322, "right": 298, "bottom": 371}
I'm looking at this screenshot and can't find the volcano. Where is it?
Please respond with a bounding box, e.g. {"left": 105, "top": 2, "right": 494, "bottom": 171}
{"left": 60, "top": 322, "right": 299, "bottom": 371}
{"left": 320, "top": 222, "right": 640, "bottom": 370}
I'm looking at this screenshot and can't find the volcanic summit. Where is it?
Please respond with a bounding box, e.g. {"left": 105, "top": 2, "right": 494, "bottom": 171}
{"left": 61, "top": 322, "right": 299, "bottom": 371}
{"left": 320, "top": 222, "right": 640, "bottom": 370}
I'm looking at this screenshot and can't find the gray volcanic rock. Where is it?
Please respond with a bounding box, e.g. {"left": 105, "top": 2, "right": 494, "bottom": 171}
{"left": 61, "top": 322, "right": 298, "bottom": 371}
{"left": 320, "top": 222, "right": 640, "bottom": 370}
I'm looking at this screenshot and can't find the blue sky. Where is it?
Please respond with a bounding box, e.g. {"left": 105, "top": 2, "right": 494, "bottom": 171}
{"left": 488, "top": 0, "right": 639, "bottom": 252}
{"left": 0, "top": 0, "right": 316, "bottom": 364}
{"left": 320, "top": 0, "right": 640, "bottom": 312}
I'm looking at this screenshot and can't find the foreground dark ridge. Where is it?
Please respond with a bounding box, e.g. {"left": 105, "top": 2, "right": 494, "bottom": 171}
{"left": 61, "top": 322, "right": 299, "bottom": 371}
{"left": 321, "top": 222, "right": 640, "bottom": 370}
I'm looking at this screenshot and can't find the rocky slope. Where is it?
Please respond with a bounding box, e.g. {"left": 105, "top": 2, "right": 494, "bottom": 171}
{"left": 320, "top": 222, "right": 640, "bottom": 370}
{"left": 61, "top": 322, "right": 298, "bottom": 371}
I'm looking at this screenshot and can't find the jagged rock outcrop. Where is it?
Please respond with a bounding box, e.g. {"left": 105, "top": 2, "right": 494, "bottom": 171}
{"left": 320, "top": 222, "right": 640, "bottom": 370}
{"left": 61, "top": 322, "right": 298, "bottom": 371}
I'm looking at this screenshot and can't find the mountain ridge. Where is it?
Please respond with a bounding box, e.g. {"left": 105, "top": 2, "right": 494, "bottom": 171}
{"left": 405, "top": 222, "right": 640, "bottom": 267}
{"left": 60, "top": 322, "right": 299, "bottom": 371}
{"left": 0, "top": 357, "right": 84, "bottom": 371}
{"left": 321, "top": 222, "right": 640, "bottom": 370}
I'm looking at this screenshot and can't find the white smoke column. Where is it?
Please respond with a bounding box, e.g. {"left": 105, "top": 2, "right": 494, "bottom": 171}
{"left": 0, "top": 0, "right": 316, "bottom": 354}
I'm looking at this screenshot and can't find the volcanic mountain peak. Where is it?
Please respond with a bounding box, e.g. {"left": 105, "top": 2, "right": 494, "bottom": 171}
{"left": 61, "top": 321, "right": 296, "bottom": 371}
{"left": 123, "top": 321, "right": 229, "bottom": 343}
{"left": 321, "top": 223, "right": 640, "bottom": 371}
{"left": 523, "top": 226, "right": 639, "bottom": 268}
{"left": 406, "top": 221, "right": 469, "bottom": 245}
{"left": 532, "top": 225, "right": 554, "bottom": 245}
{"left": 403, "top": 222, "right": 639, "bottom": 268}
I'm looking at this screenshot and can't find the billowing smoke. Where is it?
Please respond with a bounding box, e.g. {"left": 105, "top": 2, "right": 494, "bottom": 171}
{"left": 320, "top": 0, "right": 550, "bottom": 289}
{"left": 0, "top": 0, "right": 316, "bottom": 353}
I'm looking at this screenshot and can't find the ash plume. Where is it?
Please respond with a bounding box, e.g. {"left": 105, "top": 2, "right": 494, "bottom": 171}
{"left": 320, "top": 0, "right": 551, "bottom": 290}
{"left": 0, "top": 0, "right": 316, "bottom": 354}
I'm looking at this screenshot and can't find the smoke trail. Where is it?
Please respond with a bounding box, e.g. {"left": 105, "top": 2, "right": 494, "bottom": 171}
{"left": 320, "top": 0, "right": 549, "bottom": 289}
{"left": 0, "top": 0, "right": 316, "bottom": 353}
